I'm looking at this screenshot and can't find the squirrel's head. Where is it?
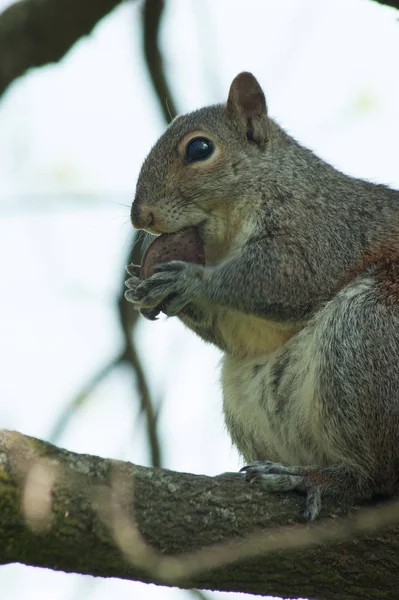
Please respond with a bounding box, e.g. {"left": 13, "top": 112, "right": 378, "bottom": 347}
{"left": 131, "top": 72, "right": 274, "bottom": 253}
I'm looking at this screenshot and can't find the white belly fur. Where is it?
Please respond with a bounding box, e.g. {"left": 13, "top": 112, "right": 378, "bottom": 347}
{"left": 221, "top": 323, "right": 344, "bottom": 466}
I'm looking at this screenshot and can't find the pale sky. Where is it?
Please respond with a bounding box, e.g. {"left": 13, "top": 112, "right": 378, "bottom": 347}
{"left": 0, "top": 1, "right": 398, "bottom": 599}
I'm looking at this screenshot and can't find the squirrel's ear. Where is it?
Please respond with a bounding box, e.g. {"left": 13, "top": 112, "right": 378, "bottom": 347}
{"left": 226, "top": 72, "right": 268, "bottom": 144}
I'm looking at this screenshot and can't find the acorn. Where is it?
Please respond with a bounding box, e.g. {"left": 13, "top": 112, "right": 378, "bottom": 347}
{"left": 139, "top": 227, "right": 205, "bottom": 318}
{"left": 140, "top": 227, "right": 205, "bottom": 279}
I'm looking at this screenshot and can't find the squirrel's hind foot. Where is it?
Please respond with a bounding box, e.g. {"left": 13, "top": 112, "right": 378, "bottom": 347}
{"left": 241, "top": 461, "right": 331, "bottom": 521}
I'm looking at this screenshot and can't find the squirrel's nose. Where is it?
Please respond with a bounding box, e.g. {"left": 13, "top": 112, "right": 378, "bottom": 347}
{"left": 131, "top": 201, "right": 154, "bottom": 230}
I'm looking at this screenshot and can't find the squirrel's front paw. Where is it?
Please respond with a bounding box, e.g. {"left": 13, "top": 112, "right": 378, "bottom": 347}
{"left": 127, "top": 260, "right": 205, "bottom": 317}
{"left": 125, "top": 264, "right": 162, "bottom": 320}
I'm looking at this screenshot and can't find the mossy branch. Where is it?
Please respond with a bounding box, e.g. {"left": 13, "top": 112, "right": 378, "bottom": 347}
{"left": 1, "top": 429, "right": 399, "bottom": 599}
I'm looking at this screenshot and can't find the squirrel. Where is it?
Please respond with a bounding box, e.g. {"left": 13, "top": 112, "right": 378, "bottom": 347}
{"left": 125, "top": 72, "right": 399, "bottom": 520}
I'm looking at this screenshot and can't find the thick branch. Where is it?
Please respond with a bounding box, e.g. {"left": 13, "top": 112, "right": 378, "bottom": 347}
{"left": 0, "top": 0, "right": 125, "bottom": 98}
{"left": 1, "top": 430, "right": 399, "bottom": 599}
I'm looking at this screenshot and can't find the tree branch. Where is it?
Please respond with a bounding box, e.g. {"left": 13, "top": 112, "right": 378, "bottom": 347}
{"left": 1, "top": 429, "right": 399, "bottom": 599}
{"left": 142, "top": 0, "right": 177, "bottom": 123}
{"left": 117, "top": 233, "right": 163, "bottom": 468}
{"left": 0, "top": 0, "right": 397, "bottom": 101}
{"left": 373, "top": 0, "right": 399, "bottom": 9}
{"left": 0, "top": 0, "right": 125, "bottom": 98}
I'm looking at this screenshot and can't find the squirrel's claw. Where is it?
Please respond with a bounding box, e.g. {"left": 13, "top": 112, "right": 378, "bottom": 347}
{"left": 124, "top": 275, "right": 162, "bottom": 319}
{"left": 125, "top": 275, "right": 143, "bottom": 305}
{"left": 242, "top": 461, "right": 321, "bottom": 521}
{"left": 240, "top": 461, "right": 305, "bottom": 476}
{"left": 140, "top": 307, "right": 161, "bottom": 321}
{"left": 126, "top": 264, "right": 141, "bottom": 277}
{"left": 125, "top": 275, "right": 140, "bottom": 290}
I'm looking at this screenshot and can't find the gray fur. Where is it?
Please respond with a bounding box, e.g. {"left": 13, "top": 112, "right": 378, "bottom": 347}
{"left": 126, "top": 72, "right": 399, "bottom": 519}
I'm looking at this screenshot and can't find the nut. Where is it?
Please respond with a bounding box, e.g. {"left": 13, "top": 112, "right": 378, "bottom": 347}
{"left": 140, "top": 227, "right": 205, "bottom": 280}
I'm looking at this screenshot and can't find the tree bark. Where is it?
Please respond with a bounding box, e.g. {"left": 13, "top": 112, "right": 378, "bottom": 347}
{"left": 0, "top": 0, "right": 125, "bottom": 97}
{"left": 1, "top": 429, "right": 399, "bottom": 600}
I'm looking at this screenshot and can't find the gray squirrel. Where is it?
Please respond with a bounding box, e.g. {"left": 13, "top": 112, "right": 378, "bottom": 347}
{"left": 125, "top": 72, "right": 399, "bottom": 520}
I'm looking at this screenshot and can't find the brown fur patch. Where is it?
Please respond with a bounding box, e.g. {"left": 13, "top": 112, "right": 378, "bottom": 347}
{"left": 305, "top": 470, "right": 330, "bottom": 486}
{"left": 376, "top": 262, "right": 399, "bottom": 304}
{"left": 339, "top": 231, "right": 399, "bottom": 304}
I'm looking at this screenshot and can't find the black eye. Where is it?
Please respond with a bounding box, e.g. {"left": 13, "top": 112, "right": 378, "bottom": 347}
{"left": 185, "top": 138, "right": 214, "bottom": 163}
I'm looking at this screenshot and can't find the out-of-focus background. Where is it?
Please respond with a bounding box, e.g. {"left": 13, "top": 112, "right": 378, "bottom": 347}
{"left": 0, "top": 0, "right": 398, "bottom": 598}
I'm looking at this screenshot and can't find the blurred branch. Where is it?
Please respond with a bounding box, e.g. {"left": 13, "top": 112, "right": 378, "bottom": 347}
{"left": 142, "top": 0, "right": 177, "bottom": 122}
{"left": 118, "top": 234, "right": 162, "bottom": 468}
{"left": 0, "top": 0, "right": 396, "bottom": 102}
{"left": 0, "top": 0, "right": 125, "bottom": 98}
{"left": 2, "top": 429, "right": 399, "bottom": 599}
{"left": 373, "top": 0, "right": 399, "bottom": 9}
{"left": 189, "top": 592, "right": 209, "bottom": 600}
{"left": 113, "top": 0, "right": 181, "bottom": 468}
{"left": 47, "top": 232, "right": 162, "bottom": 467}
{"left": 0, "top": 0, "right": 171, "bottom": 466}
{"left": 48, "top": 350, "right": 126, "bottom": 444}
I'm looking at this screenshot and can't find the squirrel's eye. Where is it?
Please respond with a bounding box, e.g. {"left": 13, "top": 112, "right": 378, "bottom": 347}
{"left": 185, "top": 138, "right": 214, "bottom": 163}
